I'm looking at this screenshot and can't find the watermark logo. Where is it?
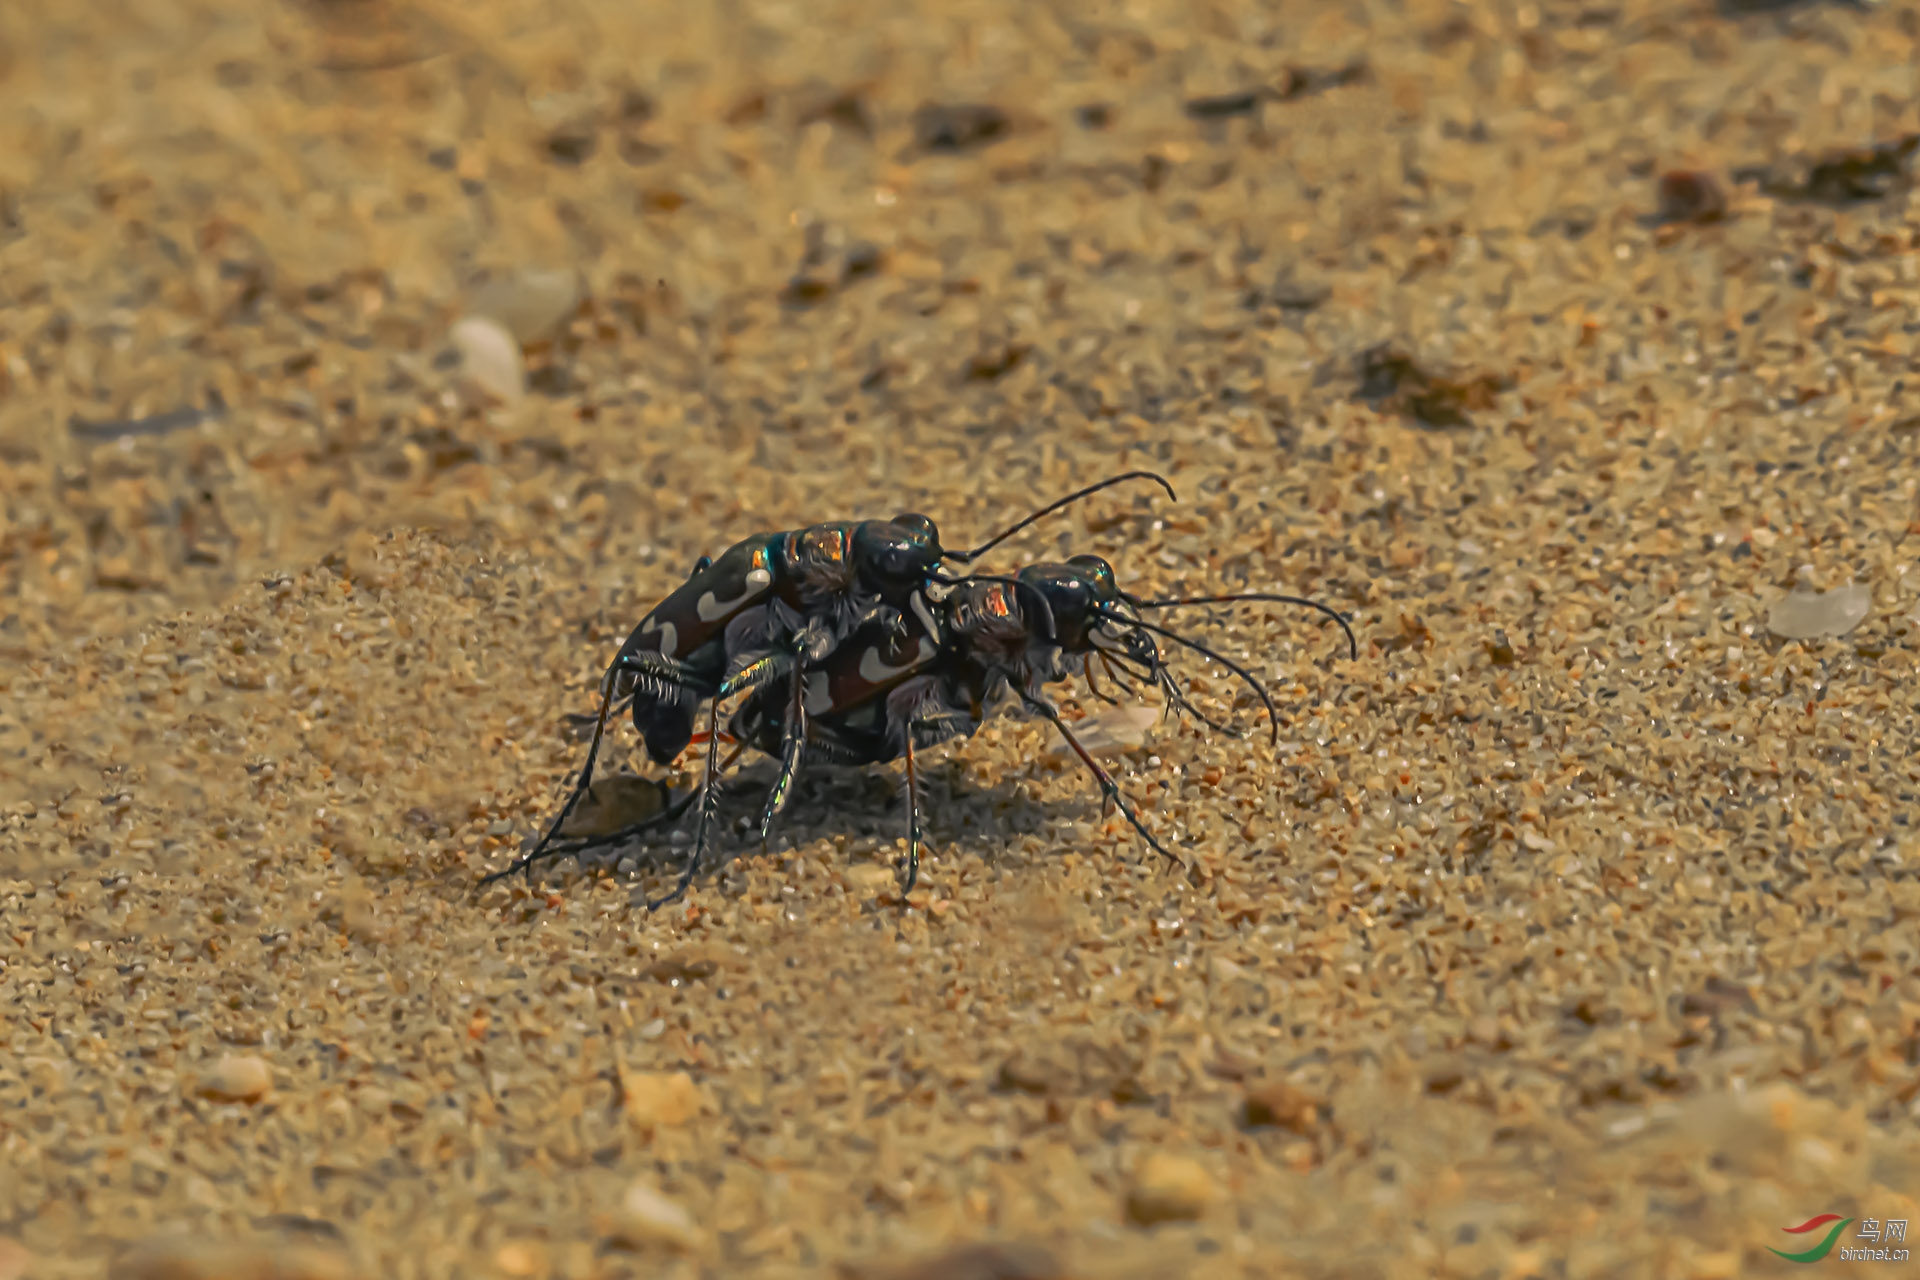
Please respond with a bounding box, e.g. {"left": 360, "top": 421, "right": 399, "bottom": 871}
{"left": 1770, "top": 1216, "right": 1853, "bottom": 1264}
{"left": 1769, "top": 1215, "right": 1909, "bottom": 1264}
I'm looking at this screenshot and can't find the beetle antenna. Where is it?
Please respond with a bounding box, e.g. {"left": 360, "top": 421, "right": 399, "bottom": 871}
{"left": 946, "top": 471, "right": 1176, "bottom": 564}
{"left": 1130, "top": 592, "right": 1358, "bottom": 662}
{"left": 1096, "top": 611, "right": 1283, "bottom": 746}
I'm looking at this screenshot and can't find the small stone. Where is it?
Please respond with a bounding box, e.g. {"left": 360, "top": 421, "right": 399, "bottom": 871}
{"left": 643, "top": 953, "right": 719, "bottom": 984}
{"left": 1688, "top": 1251, "right": 1740, "bottom": 1280}
{"left": 842, "top": 1240, "right": 1063, "bottom": 1280}
{"left": 112, "top": 1236, "right": 350, "bottom": 1280}
{"left": 1767, "top": 580, "right": 1871, "bottom": 640}
{"left": 1240, "top": 1079, "right": 1322, "bottom": 1134}
{"left": 911, "top": 103, "right": 1009, "bottom": 154}
{"left": 1679, "top": 976, "right": 1757, "bottom": 1018}
{"left": 1124, "top": 1152, "right": 1215, "bottom": 1226}
{"left": 1652, "top": 170, "right": 1727, "bottom": 225}
{"left": 1210, "top": 955, "right": 1248, "bottom": 984}
{"left": 622, "top": 1070, "right": 702, "bottom": 1127}
{"left": 449, "top": 315, "right": 525, "bottom": 406}
{"left": 608, "top": 1183, "right": 699, "bottom": 1251}
{"left": 845, "top": 863, "right": 897, "bottom": 894}
{"left": 193, "top": 1055, "right": 272, "bottom": 1104}
{"left": 469, "top": 269, "right": 583, "bottom": 344}
{"left": 1269, "top": 270, "right": 1331, "bottom": 312}
{"left": 492, "top": 1242, "right": 545, "bottom": 1277}
{"left": 995, "top": 1053, "right": 1060, "bottom": 1096}
{"left": 559, "top": 775, "right": 671, "bottom": 837}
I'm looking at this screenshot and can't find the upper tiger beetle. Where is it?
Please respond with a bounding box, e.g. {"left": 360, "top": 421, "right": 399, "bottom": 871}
{"left": 480, "top": 472, "right": 1176, "bottom": 895}
{"left": 713, "top": 553, "right": 1359, "bottom": 904}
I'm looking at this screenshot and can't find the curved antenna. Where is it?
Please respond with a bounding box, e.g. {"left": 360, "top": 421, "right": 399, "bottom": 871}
{"left": 1098, "top": 610, "right": 1284, "bottom": 747}
{"left": 1131, "top": 592, "right": 1359, "bottom": 662}
{"left": 946, "top": 470, "right": 1177, "bottom": 564}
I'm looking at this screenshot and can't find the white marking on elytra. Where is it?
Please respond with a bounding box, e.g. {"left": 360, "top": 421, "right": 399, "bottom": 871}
{"left": 697, "top": 575, "right": 772, "bottom": 622}
{"left": 803, "top": 673, "right": 834, "bottom": 715}
{"left": 909, "top": 590, "right": 941, "bottom": 642}
{"left": 642, "top": 619, "right": 679, "bottom": 659}
{"left": 858, "top": 637, "right": 937, "bottom": 684}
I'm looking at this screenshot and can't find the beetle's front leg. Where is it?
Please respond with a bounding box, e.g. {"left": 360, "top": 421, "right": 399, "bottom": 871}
{"left": 757, "top": 638, "right": 813, "bottom": 844}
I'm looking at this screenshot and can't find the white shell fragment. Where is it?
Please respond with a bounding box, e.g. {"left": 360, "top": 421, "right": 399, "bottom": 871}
{"left": 1053, "top": 705, "right": 1158, "bottom": 758}
{"left": 449, "top": 315, "right": 526, "bottom": 406}
{"left": 608, "top": 1182, "right": 699, "bottom": 1251}
{"left": 1767, "top": 581, "right": 1871, "bottom": 640}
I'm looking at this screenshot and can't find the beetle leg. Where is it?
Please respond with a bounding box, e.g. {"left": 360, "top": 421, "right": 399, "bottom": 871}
{"left": 1021, "top": 694, "right": 1179, "bottom": 872}
{"left": 648, "top": 698, "right": 724, "bottom": 911}
{"left": 899, "top": 729, "right": 925, "bottom": 898}
{"left": 717, "top": 650, "right": 789, "bottom": 700}
{"left": 758, "top": 648, "right": 809, "bottom": 845}
{"left": 613, "top": 647, "right": 727, "bottom": 768}
{"left": 1083, "top": 655, "right": 1122, "bottom": 707}
{"left": 480, "top": 658, "right": 624, "bottom": 887}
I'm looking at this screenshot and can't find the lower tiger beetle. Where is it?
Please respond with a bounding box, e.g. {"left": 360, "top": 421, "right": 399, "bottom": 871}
{"left": 707, "top": 554, "right": 1358, "bottom": 904}
{"left": 481, "top": 473, "right": 1176, "bottom": 893}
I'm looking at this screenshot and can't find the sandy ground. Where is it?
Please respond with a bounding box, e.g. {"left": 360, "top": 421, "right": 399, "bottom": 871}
{"left": 4, "top": 0, "right": 1920, "bottom": 1276}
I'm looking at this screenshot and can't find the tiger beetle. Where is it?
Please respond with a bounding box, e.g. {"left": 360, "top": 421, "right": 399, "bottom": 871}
{"left": 698, "top": 553, "right": 1359, "bottom": 906}
{"left": 480, "top": 472, "right": 1176, "bottom": 893}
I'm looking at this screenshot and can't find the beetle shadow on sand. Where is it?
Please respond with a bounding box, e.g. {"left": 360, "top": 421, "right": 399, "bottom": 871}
{"left": 499, "top": 753, "right": 1116, "bottom": 897}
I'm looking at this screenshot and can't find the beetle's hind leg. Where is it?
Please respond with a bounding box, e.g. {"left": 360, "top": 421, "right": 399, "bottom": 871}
{"left": 899, "top": 729, "right": 926, "bottom": 897}
{"left": 482, "top": 660, "right": 626, "bottom": 887}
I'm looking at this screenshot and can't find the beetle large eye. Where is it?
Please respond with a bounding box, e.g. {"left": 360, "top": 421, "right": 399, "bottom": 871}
{"left": 892, "top": 513, "right": 938, "bottom": 547}
{"left": 1067, "top": 554, "right": 1115, "bottom": 588}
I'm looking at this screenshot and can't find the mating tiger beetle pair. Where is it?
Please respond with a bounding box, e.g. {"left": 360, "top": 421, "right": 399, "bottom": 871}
{"left": 478, "top": 472, "right": 1359, "bottom": 909}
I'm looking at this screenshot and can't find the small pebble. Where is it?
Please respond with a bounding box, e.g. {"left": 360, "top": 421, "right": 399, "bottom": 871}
{"left": 843, "top": 1240, "right": 1063, "bottom": 1280}
{"left": 1240, "top": 1079, "right": 1323, "bottom": 1134}
{"left": 622, "top": 1070, "right": 702, "bottom": 1127}
{"left": 111, "top": 1236, "right": 350, "bottom": 1280}
{"left": 560, "top": 775, "right": 671, "bottom": 837}
{"left": 449, "top": 315, "right": 525, "bottom": 406}
{"left": 1767, "top": 580, "right": 1871, "bottom": 640}
{"left": 995, "top": 1053, "right": 1060, "bottom": 1096}
{"left": 1653, "top": 170, "right": 1727, "bottom": 225}
{"left": 607, "top": 1183, "right": 699, "bottom": 1251}
{"left": 845, "top": 863, "right": 897, "bottom": 893}
{"left": 492, "top": 1242, "right": 545, "bottom": 1276}
{"left": 1125, "top": 1153, "right": 1216, "bottom": 1226}
{"left": 192, "top": 1055, "right": 273, "bottom": 1104}
{"left": 1688, "top": 1251, "right": 1741, "bottom": 1280}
